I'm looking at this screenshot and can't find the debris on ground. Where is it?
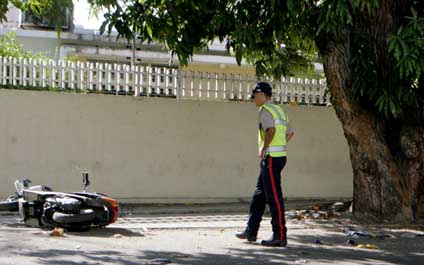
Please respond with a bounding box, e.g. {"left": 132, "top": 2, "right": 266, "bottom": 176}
{"left": 49, "top": 227, "right": 65, "bottom": 237}
{"left": 346, "top": 239, "right": 357, "bottom": 246}
{"left": 357, "top": 244, "right": 379, "bottom": 250}
{"left": 346, "top": 230, "right": 372, "bottom": 238}
{"left": 113, "top": 233, "right": 124, "bottom": 238}
{"left": 311, "top": 204, "right": 321, "bottom": 211}
{"left": 145, "top": 258, "right": 173, "bottom": 265}
{"left": 289, "top": 210, "right": 334, "bottom": 220}
{"left": 287, "top": 201, "right": 352, "bottom": 222}
{"left": 375, "top": 233, "right": 395, "bottom": 239}
{"left": 331, "top": 201, "right": 352, "bottom": 212}
{"left": 311, "top": 213, "right": 321, "bottom": 219}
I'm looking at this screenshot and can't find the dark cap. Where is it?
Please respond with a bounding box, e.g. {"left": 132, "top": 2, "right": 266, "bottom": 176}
{"left": 251, "top": 82, "right": 272, "bottom": 99}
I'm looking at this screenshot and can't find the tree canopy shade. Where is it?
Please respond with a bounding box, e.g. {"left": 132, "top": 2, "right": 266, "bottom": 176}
{"left": 87, "top": 0, "right": 319, "bottom": 77}
{"left": 89, "top": 0, "right": 424, "bottom": 223}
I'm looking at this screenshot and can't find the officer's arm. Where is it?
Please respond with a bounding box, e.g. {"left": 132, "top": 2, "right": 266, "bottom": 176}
{"left": 286, "top": 132, "right": 294, "bottom": 142}
{"left": 263, "top": 127, "right": 276, "bottom": 150}
{"left": 286, "top": 122, "right": 294, "bottom": 142}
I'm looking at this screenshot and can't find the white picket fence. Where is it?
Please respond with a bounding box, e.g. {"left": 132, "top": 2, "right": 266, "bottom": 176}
{"left": 0, "top": 56, "right": 330, "bottom": 105}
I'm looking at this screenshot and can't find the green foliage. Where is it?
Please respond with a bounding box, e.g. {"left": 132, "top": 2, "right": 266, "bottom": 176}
{"left": 317, "top": 0, "right": 379, "bottom": 33}
{"left": 0, "top": 32, "right": 47, "bottom": 60}
{"left": 0, "top": 0, "right": 7, "bottom": 23}
{"left": 90, "top": 0, "right": 318, "bottom": 78}
{"left": 387, "top": 8, "right": 424, "bottom": 80}
{"left": 348, "top": 3, "right": 424, "bottom": 119}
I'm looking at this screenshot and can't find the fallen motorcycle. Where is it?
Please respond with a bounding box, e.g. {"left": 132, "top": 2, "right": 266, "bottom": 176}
{"left": 0, "top": 172, "right": 119, "bottom": 229}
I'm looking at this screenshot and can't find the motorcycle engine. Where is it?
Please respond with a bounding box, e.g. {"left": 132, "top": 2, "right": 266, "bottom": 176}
{"left": 45, "top": 197, "right": 81, "bottom": 213}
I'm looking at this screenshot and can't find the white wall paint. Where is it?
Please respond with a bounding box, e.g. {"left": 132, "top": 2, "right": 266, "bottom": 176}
{"left": 0, "top": 89, "right": 352, "bottom": 202}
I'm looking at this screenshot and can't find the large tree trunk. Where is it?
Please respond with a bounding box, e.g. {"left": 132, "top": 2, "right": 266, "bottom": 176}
{"left": 317, "top": 2, "right": 424, "bottom": 223}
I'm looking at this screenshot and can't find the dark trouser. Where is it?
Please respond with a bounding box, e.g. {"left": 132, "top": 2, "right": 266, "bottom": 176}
{"left": 247, "top": 156, "right": 287, "bottom": 240}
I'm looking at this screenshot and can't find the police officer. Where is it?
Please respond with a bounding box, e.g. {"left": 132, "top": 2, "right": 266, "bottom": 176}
{"left": 236, "top": 81, "right": 294, "bottom": 247}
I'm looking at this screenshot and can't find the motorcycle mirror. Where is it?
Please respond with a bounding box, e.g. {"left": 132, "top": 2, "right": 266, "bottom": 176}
{"left": 82, "top": 172, "right": 90, "bottom": 191}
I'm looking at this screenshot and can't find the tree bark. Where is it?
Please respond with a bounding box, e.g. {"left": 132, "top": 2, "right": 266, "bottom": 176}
{"left": 317, "top": 2, "right": 424, "bottom": 223}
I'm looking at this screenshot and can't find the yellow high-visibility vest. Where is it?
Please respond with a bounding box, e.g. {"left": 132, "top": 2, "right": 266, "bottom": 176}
{"left": 258, "top": 103, "right": 288, "bottom": 157}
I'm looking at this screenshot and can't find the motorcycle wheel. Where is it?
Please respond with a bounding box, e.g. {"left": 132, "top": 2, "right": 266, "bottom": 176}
{"left": 52, "top": 209, "right": 95, "bottom": 224}
{"left": 0, "top": 199, "right": 19, "bottom": 212}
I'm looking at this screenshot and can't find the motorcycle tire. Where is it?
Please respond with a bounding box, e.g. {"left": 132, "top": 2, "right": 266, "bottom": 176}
{"left": 0, "top": 199, "right": 19, "bottom": 212}
{"left": 52, "top": 209, "right": 95, "bottom": 224}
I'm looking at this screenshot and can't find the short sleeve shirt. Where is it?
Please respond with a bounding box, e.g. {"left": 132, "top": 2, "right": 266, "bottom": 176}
{"left": 259, "top": 106, "right": 294, "bottom": 134}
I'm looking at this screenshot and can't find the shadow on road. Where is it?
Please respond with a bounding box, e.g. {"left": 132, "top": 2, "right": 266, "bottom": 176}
{"left": 14, "top": 232, "right": 424, "bottom": 265}
{"left": 67, "top": 227, "right": 145, "bottom": 238}
{"left": 2, "top": 212, "right": 424, "bottom": 265}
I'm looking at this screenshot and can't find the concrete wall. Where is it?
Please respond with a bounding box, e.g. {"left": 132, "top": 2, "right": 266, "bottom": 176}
{"left": 0, "top": 89, "right": 352, "bottom": 202}
{"left": 0, "top": 29, "right": 60, "bottom": 59}
{"left": 16, "top": 36, "right": 60, "bottom": 59}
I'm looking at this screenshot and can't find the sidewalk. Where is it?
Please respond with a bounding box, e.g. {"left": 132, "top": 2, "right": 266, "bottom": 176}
{"left": 118, "top": 199, "right": 346, "bottom": 215}
{"left": 0, "top": 206, "right": 423, "bottom": 265}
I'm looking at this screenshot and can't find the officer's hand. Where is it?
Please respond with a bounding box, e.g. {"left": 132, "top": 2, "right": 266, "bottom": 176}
{"left": 259, "top": 148, "right": 267, "bottom": 160}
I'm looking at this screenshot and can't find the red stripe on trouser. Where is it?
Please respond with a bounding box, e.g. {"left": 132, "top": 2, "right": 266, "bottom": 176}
{"left": 268, "top": 157, "right": 285, "bottom": 240}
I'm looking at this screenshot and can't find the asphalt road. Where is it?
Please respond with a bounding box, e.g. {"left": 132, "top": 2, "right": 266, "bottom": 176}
{"left": 0, "top": 211, "right": 423, "bottom": 265}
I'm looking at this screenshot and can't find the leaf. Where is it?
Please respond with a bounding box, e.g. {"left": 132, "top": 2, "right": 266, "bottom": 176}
{"left": 9, "top": 0, "right": 24, "bottom": 10}
{"left": 389, "top": 99, "right": 397, "bottom": 116}
{"left": 146, "top": 23, "right": 153, "bottom": 38}
{"left": 287, "top": 0, "right": 299, "bottom": 16}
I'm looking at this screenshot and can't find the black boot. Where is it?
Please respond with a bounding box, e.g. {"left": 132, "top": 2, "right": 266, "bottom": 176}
{"left": 235, "top": 228, "right": 257, "bottom": 242}
{"left": 261, "top": 235, "right": 287, "bottom": 247}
